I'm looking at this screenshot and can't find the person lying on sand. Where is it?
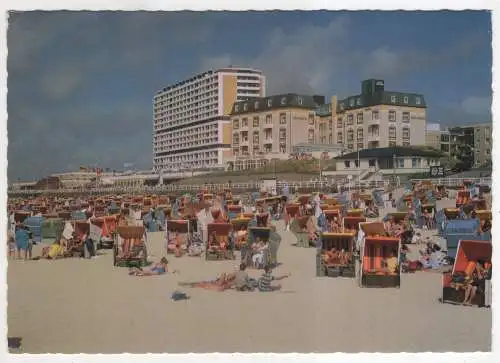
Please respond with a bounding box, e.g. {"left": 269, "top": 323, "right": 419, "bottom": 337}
{"left": 39, "top": 240, "right": 65, "bottom": 260}
{"left": 128, "top": 257, "right": 177, "bottom": 276}
{"left": 178, "top": 272, "right": 236, "bottom": 291}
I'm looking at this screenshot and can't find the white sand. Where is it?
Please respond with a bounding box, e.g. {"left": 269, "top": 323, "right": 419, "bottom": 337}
{"left": 7, "top": 196, "right": 491, "bottom": 353}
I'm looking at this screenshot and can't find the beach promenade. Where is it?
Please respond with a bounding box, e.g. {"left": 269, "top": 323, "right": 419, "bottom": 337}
{"left": 7, "top": 198, "right": 491, "bottom": 353}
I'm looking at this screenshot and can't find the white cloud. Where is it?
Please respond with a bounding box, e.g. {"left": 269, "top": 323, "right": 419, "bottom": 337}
{"left": 461, "top": 96, "right": 492, "bottom": 115}
{"left": 199, "top": 16, "right": 489, "bottom": 97}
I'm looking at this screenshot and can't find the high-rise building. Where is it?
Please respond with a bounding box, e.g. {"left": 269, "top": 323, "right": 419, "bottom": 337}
{"left": 152, "top": 67, "right": 266, "bottom": 172}
{"left": 334, "top": 79, "right": 427, "bottom": 151}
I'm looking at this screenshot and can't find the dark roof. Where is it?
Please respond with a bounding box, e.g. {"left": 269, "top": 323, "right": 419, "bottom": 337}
{"left": 315, "top": 103, "right": 332, "bottom": 117}
{"left": 230, "top": 94, "right": 324, "bottom": 115}
{"left": 336, "top": 91, "right": 426, "bottom": 112}
{"left": 335, "top": 147, "right": 442, "bottom": 160}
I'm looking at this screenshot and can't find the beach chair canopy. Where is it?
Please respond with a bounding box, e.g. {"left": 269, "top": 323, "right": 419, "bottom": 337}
{"left": 167, "top": 219, "right": 190, "bottom": 233}
{"left": 231, "top": 218, "right": 251, "bottom": 229}
{"left": 321, "top": 232, "right": 355, "bottom": 251}
{"left": 249, "top": 227, "right": 271, "bottom": 242}
{"left": 207, "top": 222, "right": 232, "bottom": 236}
{"left": 117, "top": 226, "right": 145, "bottom": 239}
{"left": 453, "top": 240, "right": 492, "bottom": 274}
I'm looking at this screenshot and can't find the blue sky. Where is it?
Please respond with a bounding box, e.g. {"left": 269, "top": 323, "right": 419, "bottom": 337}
{"left": 7, "top": 11, "right": 492, "bottom": 180}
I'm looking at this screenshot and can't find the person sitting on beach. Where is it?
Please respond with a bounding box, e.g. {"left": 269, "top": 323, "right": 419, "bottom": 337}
{"left": 167, "top": 230, "right": 182, "bottom": 257}
{"left": 480, "top": 219, "right": 492, "bottom": 234}
{"left": 251, "top": 237, "right": 268, "bottom": 268}
{"left": 365, "top": 205, "right": 378, "bottom": 218}
{"left": 129, "top": 257, "right": 174, "bottom": 276}
{"left": 423, "top": 210, "right": 433, "bottom": 229}
{"left": 329, "top": 218, "right": 341, "bottom": 233}
{"left": 257, "top": 265, "right": 291, "bottom": 292}
{"left": 382, "top": 249, "right": 399, "bottom": 274}
{"left": 235, "top": 226, "right": 248, "bottom": 249}
{"left": 323, "top": 247, "right": 339, "bottom": 266}
{"left": 463, "top": 260, "right": 486, "bottom": 306}
{"left": 234, "top": 263, "right": 252, "bottom": 291}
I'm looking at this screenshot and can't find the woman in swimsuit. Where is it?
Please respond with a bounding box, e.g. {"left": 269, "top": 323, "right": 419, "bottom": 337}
{"left": 129, "top": 257, "right": 171, "bottom": 276}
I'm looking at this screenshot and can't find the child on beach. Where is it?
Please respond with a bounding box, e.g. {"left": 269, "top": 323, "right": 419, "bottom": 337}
{"left": 7, "top": 236, "right": 16, "bottom": 259}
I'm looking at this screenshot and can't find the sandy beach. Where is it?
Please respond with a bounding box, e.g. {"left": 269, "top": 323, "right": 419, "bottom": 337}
{"left": 7, "top": 211, "right": 491, "bottom": 353}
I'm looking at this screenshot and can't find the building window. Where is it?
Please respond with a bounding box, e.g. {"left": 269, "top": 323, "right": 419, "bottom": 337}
{"left": 357, "top": 142, "right": 364, "bottom": 150}
{"left": 347, "top": 129, "right": 354, "bottom": 142}
{"left": 253, "top": 117, "right": 260, "bottom": 127}
{"left": 356, "top": 98, "right": 361, "bottom": 106}
{"left": 267, "top": 99, "right": 272, "bottom": 107}
{"left": 279, "top": 129, "right": 286, "bottom": 139}
{"left": 391, "top": 95, "right": 396, "bottom": 103}
{"left": 347, "top": 114, "right": 354, "bottom": 125}
{"left": 308, "top": 114, "right": 315, "bottom": 125}
{"left": 402, "top": 112, "right": 410, "bottom": 122}
{"left": 298, "top": 97, "right": 303, "bottom": 105}
{"left": 254, "top": 101, "right": 260, "bottom": 109}
{"left": 415, "top": 97, "right": 421, "bottom": 105}
{"left": 349, "top": 99, "right": 354, "bottom": 107}
{"left": 337, "top": 132, "right": 343, "bottom": 144}
{"left": 337, "top": 117, "right": 343, "bottom": 128}
{"left": 411, "top": 158, "right": 421, "bottom": 168}
{"left": 357, "top": 128, "right": 364, "bottom": 140}
{"left": 253, "top": 131, "right": 259, "bottom": 144}
{"left": 242, "top": 118, "right": 248, "bottom": 127}
{"left": 233, "top": 134, "right": 239, "bottom": 143}
{"left": 344, "top": 160, "right": 350, "bottom": 168}
{"left": 389, "top": 110, "right": 396, "bottom": 122}
{"left": 233, "top": 120, "right": 239, "bottom": 129}
{"left": 281, "top": 97, "right": 287, "bottom": 105}
{"left": 357, "top": 113, "right": 363, "bottom": 124}
{"left": 402, "top": 127, "right": 410, "bottom": 139}
{"left": 243, "top": 103, "right": 248, "bottom": 111}
{"left": 372, "top": 110, "right": 379, "bottom": 120}
{"left": 397, "top": 159, "right": 404, "bottom": 168}
{"left": 402, "top": 141, "right": 410, "bottom": 147}
{"left": 279, "top": 113, "right": 286, "bottom": 125}
{"left": 266, "top": 115, "right": 272, "bottom": 124}
{"left": 368, "top": 159, "right": 376, "bottom": 167}
{"left": 389, "top": 126, "right": 396, "bottom": 139}
{"left": 347, "top": 143, "right": 354, "bottom": 149}
{"left": 403, "top": 96, "right": 409, "bottom": 104}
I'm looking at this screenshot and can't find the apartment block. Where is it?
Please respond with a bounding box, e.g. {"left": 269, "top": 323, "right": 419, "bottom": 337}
{"left": 448, "top": 123, "right": 492, "bottom": 167}
{"left": 333, "top": 79, "right": 427, "bottom": 152}
{"left": 152, "top": 67, "right": 266, "bottom": 171}
{"left": 229, "top": 94, "right": 326, "bottom": 158}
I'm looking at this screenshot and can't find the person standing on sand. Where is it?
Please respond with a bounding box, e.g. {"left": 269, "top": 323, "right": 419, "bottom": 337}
{"left": 197, "top": 202, "right": 214, "bottom": 244}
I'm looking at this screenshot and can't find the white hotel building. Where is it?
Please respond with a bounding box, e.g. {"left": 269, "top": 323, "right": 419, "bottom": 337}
{"left": 153, "top": 67, "right": 266, "bottom": 172}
